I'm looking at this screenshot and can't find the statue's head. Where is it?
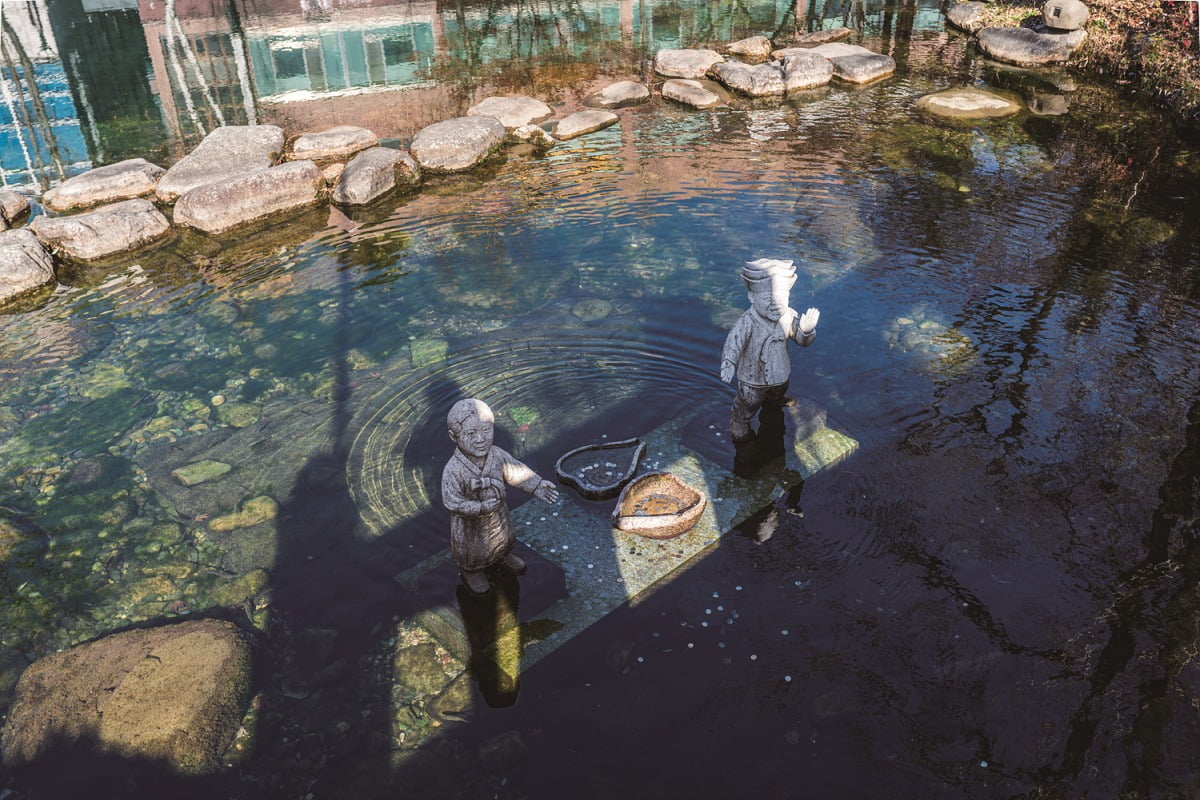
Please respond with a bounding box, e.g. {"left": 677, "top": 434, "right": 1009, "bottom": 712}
{"left": 742, "top": 258, "right": 796, "bottom": 322}
{"left": 448, "top": 398, "right": 495, "bottom": 457}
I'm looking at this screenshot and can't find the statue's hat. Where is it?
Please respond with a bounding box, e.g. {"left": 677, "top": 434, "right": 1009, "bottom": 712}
{"left": 741, "top": 258, "right": 796, "bottom": 290}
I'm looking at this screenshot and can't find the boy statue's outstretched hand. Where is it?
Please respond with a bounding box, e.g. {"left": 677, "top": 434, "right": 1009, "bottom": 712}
{"left": 799, "top": 307, "right": 821, "bottom": 335}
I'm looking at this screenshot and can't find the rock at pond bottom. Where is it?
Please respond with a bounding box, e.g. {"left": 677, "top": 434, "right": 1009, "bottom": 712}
{"left": 0, "top": 189, "right": 30, "bottom": 229}
{"left": 209, "top": 495, "right": 278, "bottom": 532}
{"left": 31, "top": 198, "right": 171, "bottom": 262}
{"left": 553, "top": 110, "right": 620, "bottom": 140}
{"left": 0, "top": 619, "right": 254, "bottom": 776}
{"left": 332, "top": 147, "right": 421, "bottom": 206}
{"left": 661, "top": 79, "right": 723, "bottom": 109}
{"left": 710, "top": 61, "right": 786, "bottom": 96}
{"left": 916, "top": 87, "right": 1022, "bottom": 118}
{"left": 170, "top": 459, "right": 232, "bottom": 487}
{"left": 42, "top": 158, "right": 165, "bottom": 212}
{"left": 0, "top": 228, "right": 55, "bottom": 307}
{"left": 156, "top": 125, "right": 286, "bottom": 203}
{"left": 410, "top": 116, "right": 507, "bottom": 174}
{"left": 654, "top": 48, "right": 725, "bottom": 79}
{"left": 976, "top": 25, "right": 1087, "bottom": 66}
{"left": 174, "top": 160, "right": 324, "bottom": 236}
{"left": 583, "top": 81, "right": 651, "bottom": 109}
{"left": 829, "top": 52, "right": 896, "bottom": 83}
{"left": 467, "top": 96, "right": 553, "bottom": 130}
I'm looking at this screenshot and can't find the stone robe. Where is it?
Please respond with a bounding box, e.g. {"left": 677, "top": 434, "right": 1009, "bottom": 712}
{"left": 721, "top": 307, "right": 813, "bottom": 388}
{"left": 442, "top": 446, "right": 543, "bottom": 572}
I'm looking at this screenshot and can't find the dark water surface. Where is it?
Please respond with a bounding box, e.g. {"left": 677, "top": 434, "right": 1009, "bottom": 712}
{"left": 2, "top": 0, "right": 1200, "bottom": 797}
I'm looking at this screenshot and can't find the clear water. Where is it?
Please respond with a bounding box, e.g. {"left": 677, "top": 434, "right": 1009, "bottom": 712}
{"left": 2, "top": 0, "right": 1200, "bottom": 796}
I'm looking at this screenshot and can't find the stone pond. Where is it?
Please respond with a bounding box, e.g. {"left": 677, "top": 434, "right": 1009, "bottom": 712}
{"left": 0, "top": 0, "right": 1199, "bottom": 796}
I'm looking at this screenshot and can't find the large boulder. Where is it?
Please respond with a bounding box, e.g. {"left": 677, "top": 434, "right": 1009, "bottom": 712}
{"left": 946, "top": 2, "right": 989, "bottom": 34}
{"left": 410, "top": 116, "right": 507, "bottom": 173}
{"left": 710, "top": 61, "right": 786, "bottom": 96}
{"left": 726, "top": 35, "right": 773, "bottom": 60}
{"left": 174, "top": 160, "right": 324, "bottom": 236}
{"left": 781, "top": 52, "right": 834, "bottom": 90}
{"left": 552, "top": 110, "right": 619, "bottom": 140}
{"left": 976, "top": 25, "right": 1087, "bottom": 66}
{"left": 583, "top": 81, "right": 651, "bottom": 109}
{"left": 467, "top": 96, "right": 553, "bottom": 130}
{"left": 0, "top": 189, "right": 30, "bottom": 230}
{"left": 288, "top": 125, "right": 378, "bottom": 163}
{"left": 31, "top": 199, "right": 171, "bottom": 262}
{"left": 661, "top": 79, "right": 724, "bottom": 109}
{"left": 915, "top": 87, "right": 1022, "bottom": 118}
{"left": 654, "top": 48, "right": 725, "bottom": 78}
{"left": 156, "top": 125, "right": 286, "bottom": 203}
{"left": 0, "top": 619, "right": 254, "bottom": 775}
{"left": 829, "top": 52, "right": 896, "bottom": 83}
{"left": 42, "top": 158, "right": 165, "bottom": 212}
{"left": 0, "top": 228, "right": 55, "bottom": 307}
{"left": 1042, "top": 0, "right": 1088, "bottom": 31}
{"left": 332, "top": 146, "right": 422, "bottom": 206}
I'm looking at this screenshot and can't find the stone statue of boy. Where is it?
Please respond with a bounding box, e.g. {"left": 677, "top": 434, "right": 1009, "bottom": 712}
{"left": 720, "top": 258, "right": 820, "bottom": 441}
{"left": 441, "top": 398, "right": 559, "bottom": 594}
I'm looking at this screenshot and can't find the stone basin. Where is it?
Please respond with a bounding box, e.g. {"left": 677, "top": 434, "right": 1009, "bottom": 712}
{"left": 555, "top": 438, "right": 646, "bottom": 501}
{"left": 612, "top": 471, "right": 707, "bottom": 539}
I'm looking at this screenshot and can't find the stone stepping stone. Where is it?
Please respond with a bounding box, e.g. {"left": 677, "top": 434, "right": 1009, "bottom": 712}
{"left": 976, "top": 25, "right": 1086, "bottom": 66}
{"left": 332, "top": 146, "right": 421, "bottom": 206}
{"left": 512, "top": 124, "right": 557, "bottom": 149}
{"left": 467, "top": 95, "right": 553, "bottom": 130}
{"left": 915, "top": 87, "right": 1022, "bottom": 118}
{"left": 711, "top": 61, "right": 786, "bottom": 97}
{"left": 583, "top": 80, "right": 651, "bottom": 109}
{"left": 806, "top": 42, "right": 876, "bottom": 59}
{"left": 156, "top": 125, "right": 285, "bottom": 203}
{"left": 946, "top": 1, "right": 988, "bottom": 34}
{"left": 726, "top": 35, "right": 773, "bottom": 60}
{"left": 288, "top": 125, "right": 378, "bottom": 163}
{"left": 173, "top": 160, "right": 324, "bottom": 236}
{"left": 410, "top": 116, "right": 507, "bottom": 173}
{"left": 31, "top": 198, "right": 170, "bottom": 262}
{"left": 781, "top": 52, "right": 835, "bottom": 91}
{"left": 0, "top": 228, "right": 55, "bottom": 307}
{"left": 42, "top": 158, "right": 165, "bottom": 212}
{"left": 662, "top": 79, "right": 724, "bottom": 109}
{"left": 654, "top": 48, "right": 725, "bottom": 78}
{"left": 778, "top": 26, "right": 854, "bottom": 45}
{"left": 552, "top": 110, "right": 619, "bottom": 140}
{"left": 829, "top": 52, "right": 897, "bottom": 84}
{"left": 0, "top": 190, "right": 30, "bottom": 230}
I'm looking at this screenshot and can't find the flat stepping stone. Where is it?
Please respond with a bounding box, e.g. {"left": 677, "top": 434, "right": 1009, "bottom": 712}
{"left": 583, "top": 80, "right": 651, "bottom": 109}
{"left": 946, "top": 2, "right": 988, "bottom": 34}
{"left": 711, "top": 61, "right": 786, "bottom": 96}
{"left": 31, "top": 198, "right": 170, "bottom": 262}
{"left": 916, "top": 87, "right": 1022, "bottom": 118}
{"left": 156, "top": 125, "right": 284, "bottom": 203}
{"left": 0, "top": 190, "right": 30, "bottom": 230}
{"left": 654, "top": 48, "right": 725, "bottom": 78}
{"left": 662, "top": 79, "right": 724, "bottom": 109}
{"left": 778, "top": 26, "right": 854, "bottom": 45}
{"left": 829, "top": 52, "right": 896, "bottom": 83}
{"left": 512, "top": 123, "right": 557, "bottom": 149}
{"left": 410, "top": 116, "right": 507, "bottom": 173}
{"left": 0, "top": 228, "right": 55, "bottom": 307}
{"left": 976, "top": 25, "right": 1086, "bottom": 66}
{"left": 288, "top": 125, "right": 378, "bottom": 162}
{"left": 467, "top": 96, "right": 553, "bottom": 130}
{"left": 332, "top": 147, "right": 421, "bottom": 206}
{"left": 552, "top": 110, "right": 619, "bottom": 140}
{"left": 781, "top": 52, "right": 834, "bottom": 90}
{"left": 42, "top": 158, "right": 164, "bottom": 212}
{"left": 806, "top": 42, "right": 876, "bottom": 59}
{"left": 173, "top": 160, "right": 324, "bottom": 236}
{"left": 726, "top": 35, "right": 773, "bottom": 60}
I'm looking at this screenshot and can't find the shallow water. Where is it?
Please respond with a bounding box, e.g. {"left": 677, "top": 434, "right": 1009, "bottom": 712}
{"left": 2, "top": 0, "right": 1200, "bottom": 796}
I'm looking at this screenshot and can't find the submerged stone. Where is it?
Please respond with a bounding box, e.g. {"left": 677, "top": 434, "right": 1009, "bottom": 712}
{"left": 946, "top": 1, "right": 989, "bottom": 34}
{"left": 42, "top": 158, "right": 165, "bottom": 212}
{"left": 1030, "top": 93, "right": 1071, "bottom": 115}
{"left": 209, "top": 568, "right": 270, "bottom": 607}
{"left": 0, "top": 228, "right": 55, "bottom": 307}
{"left": 173, "top": 160, "right": 324, "bottom": 236}
{"left": 410, "top": 116, "right": 507, "bottom": 173}
{"left": 289, "top": 125, "right": 378, "bottom": 162}
{"left": 411, "top": 337, "right": 449, "bottom": 368}
{"left": 654, "top": 48, "right": 725, "bottom": 79}
{"left": 467, "top": 96, "right": 553, "bottom": 130}
{"left": 552, "top": 110, "right": 619, "bottom": 140}
{"left": 0, "top": 190, "right": 30, "bottom": 229}
{"left": 976, "top": 25, "right": 1087, "bottom": 66}
{"left": 31, "top": 198, "right": 171, "bottom": 262}
{"left": 394, "top": 642, "right": 451, "bottom": 696}
{"left": 171, "top": 459, "right": 232, "bottom": 487}
{"left": 217, "top": 401, "right": 261, "bottom": 428}
{"left": 915, "top": 87, "right": 1022, "bottom": 118}
{"left": 209, "top": 495, "right": 278, "bottom": 532}
{"left": 0, "top": 619, "right": 253, "bottom": 776}
{"left": 583, "top": 81, "right": 651, "bottom": 109}
{"left": 156, "top": 125, "right": 285, "bottom": 203}
{"left": 781, "top": 52, "right": 835, "bottom": 90}
{"left": 711, "top": 61, "right": 786, "bottom": 96}
{"left": 661, "top": 79, "right": 723, "bottom": 109}
{"left": 332, "top": 147, "right": 422, "bottom": 206}
{"left": 726, "top": 35, "right": 773, "bottom": 60}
